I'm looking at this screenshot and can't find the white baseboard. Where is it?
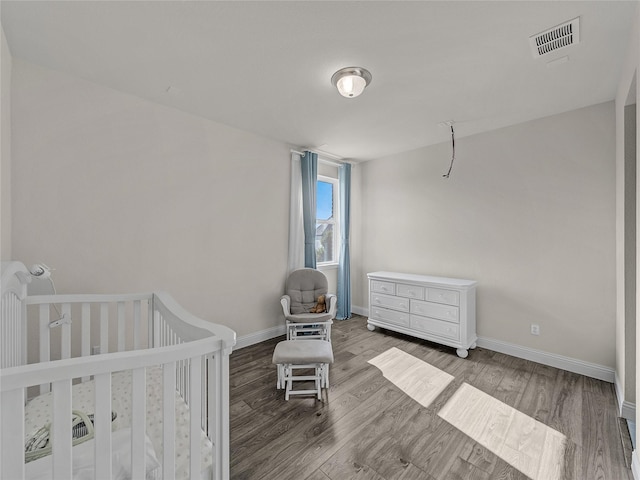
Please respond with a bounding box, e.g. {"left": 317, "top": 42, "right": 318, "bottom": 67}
{"left": 623, "top": 401, "right": 637, "bottom": 421}
{"left": 235, "top": 324, "right": 286, "bottom": 350}
{"left": 351, "top": 305, "right": 368, "bottom": 317}
{"left": 356, "top": 304, "right": 615, "bottom": 382}
{"left": 633, "top": 450, "right": 640, "bottom": 480}
{"left": 476, "top": 336, "right": 615, "bottom": 383}
{"left": 235, "top": 306, "right": 370, "bottom": 350}
{"left": 235, "top": 307, "right": 616, "bottom": 384}
{"left": 615, "top": 372, "right": 637, "bottom": 420}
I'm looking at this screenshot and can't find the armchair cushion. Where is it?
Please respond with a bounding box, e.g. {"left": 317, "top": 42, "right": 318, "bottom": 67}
{"left": 281, "top": 293, "right": 337, "bottom": 323}
{"left": 285, "top": 268, "right": 329, "bottom": 314}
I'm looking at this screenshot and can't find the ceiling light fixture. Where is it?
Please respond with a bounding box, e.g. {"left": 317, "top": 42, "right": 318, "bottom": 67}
{"left": 331, "top": 67, "right": 372, "bottom": 98}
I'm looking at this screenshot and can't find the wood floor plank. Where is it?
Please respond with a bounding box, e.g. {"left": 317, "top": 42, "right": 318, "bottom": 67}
{"left": 443, "top": 457, "right": 492, "bottom": 480}
{"left": 257, "top": 386, "right": 406, "bottom": 480}
{"left": 229, "top": 315, "right": 631, "bottom": 480}
{"left": 396, "top": 464, "right": 436, "bottom": 480}
{"left": 493, "top": 355, "right": 535, "bottom": 407}
{"left": 304, "top": 470, "right": 332, "bottom": 480}
{"left": 321, "top": 393, "right": 431, "bottom": 480}
{"left": 515, "top": 362, "right": 557, "bottom": 423}
{"left": 460, "top": 441, "right": 498, "bottom": 475}
{"left": 547, "top": 369, "right": 583, "bottom": 446}
{"left": 319, "top": 440, "right": 390, "bottom": 480}
{"left": 582, "top": 390, "right": 633, "bottom": 480}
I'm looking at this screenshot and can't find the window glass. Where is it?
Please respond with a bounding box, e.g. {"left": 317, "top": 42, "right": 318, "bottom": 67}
{"left": 316, "top": 177, "right": 339, "bottom": 265}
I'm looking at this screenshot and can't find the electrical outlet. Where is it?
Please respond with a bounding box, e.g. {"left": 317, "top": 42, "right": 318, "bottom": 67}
{"left": 91, "top": 345, "right": 100, "bottom": 355}
{"left": 530, "top": 324, "right": 540, "bottom": 336}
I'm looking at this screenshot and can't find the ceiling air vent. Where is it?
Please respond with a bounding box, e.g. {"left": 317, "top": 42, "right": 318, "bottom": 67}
{"left": 529, "top": 17, "right": 580, "bottom": 58}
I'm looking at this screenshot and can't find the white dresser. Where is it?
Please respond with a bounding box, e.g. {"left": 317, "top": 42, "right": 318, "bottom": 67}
{"left": 367, "top": 271, "right": 477, "bottom": 358}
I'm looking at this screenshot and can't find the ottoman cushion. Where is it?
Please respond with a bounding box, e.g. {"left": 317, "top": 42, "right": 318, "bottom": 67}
{"left": 272, "top": 340, "right": 334, "bottom": 365}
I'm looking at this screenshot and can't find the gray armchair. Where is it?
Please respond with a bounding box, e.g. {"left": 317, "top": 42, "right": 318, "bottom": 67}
{"left": 280, "top": 268, "right": 336, "bottom": 340}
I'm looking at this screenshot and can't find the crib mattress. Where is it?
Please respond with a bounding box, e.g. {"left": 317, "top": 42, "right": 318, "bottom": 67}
{"left": 24, "top": 366, "right": 213, "bottom": 480}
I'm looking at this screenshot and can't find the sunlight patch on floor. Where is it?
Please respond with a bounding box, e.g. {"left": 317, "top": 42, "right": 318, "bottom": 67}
{"left": 438, "top": 383, "right": 567, "bottom": 480}
{"left": 367, "top": 347, "right": 454, "bottom": 408}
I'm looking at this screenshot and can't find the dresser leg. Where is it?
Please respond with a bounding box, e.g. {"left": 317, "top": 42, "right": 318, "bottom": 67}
{"left": 456, "top": 348, "right": 469, "bottom": 359}
{"left": 367, "top": 323, "right": 376, "bottom": 332}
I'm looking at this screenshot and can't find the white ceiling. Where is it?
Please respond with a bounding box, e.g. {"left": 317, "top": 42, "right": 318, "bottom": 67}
{"left": 1, "top": 1, "right": 637, "bottom": 161}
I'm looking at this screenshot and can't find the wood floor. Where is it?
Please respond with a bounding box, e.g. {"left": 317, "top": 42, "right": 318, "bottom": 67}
{"left": 229, "top": 315, "right": 632, "bottom": 480}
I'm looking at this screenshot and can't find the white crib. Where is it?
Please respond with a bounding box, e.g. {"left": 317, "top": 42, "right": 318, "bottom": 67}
{"left": 0, "top": 261, "right": 236, "bottom": 480}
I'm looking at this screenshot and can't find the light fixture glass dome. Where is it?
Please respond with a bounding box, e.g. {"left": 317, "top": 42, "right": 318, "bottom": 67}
{"left": 331, "top": 67, "right": 372, "bottom": 98}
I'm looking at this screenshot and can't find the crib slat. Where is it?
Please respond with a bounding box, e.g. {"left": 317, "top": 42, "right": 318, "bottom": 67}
{"left": 81, "top": 303, "right": 91, "bottom": 381}
{"left": 189, "top": 357, "right": 202, "bottom": 480}
{"left": 148, "top": 300, "right": 154, "bottom": 348}
{"left": 3, "top": 296, "right": 9, "bottom": 367}
{"left": 117, "top": 301, "right": 125, "bottom": 352}
{"left": 52, "top": 379, "right": 73, "bottom": 479}
{"left": 100, "top": 303, "right": 108, "bottom": 354}
{"left": 21, "top": 294, "right": 28, "bottom": 367}
{"left": 131, "top": 367, "right": 147, "bottom": 480}
{"left": 81, "top": 303, "right": 91, "bottom": 357}
{"left": 5, "top": 294, "right": 12, "bottom": 366}
{"left": 1, "top": 297, "right": 5, "bottom": 367}
{"left": 133, "top": 300, "right": 141, "bottom": 349}
{"left": 94, "top": 372, "right": 112, "bottom": 479}
{"left": 212, "top": 350, "right": 231, "bottom": 480}
{"left": 4, "top": 294, "right": 10, "bottom": 366}
{"left": 153, "top": 309, "right": 161, "bottom": 349}
{"left": 61, "top": 303, "right": 71, "bottom": 359}
{"left": 39, "top": 304, "right": 51, "bottom": 394}
{"left": 163, "top": 362, "right": 176, "bottom": 480}
{"left": 207, "top": 355, "right": 215, "bottom": 441}
{"left": 201, "top": 356, "right": 206, "bottom": 432}
{"left": 1, "top": 388, "right": 25, "bottom": 480}
{"left": 210, "top": 353, "right": 222, "bottom": 479}
{"left": 21, "top": 294, "right": 27, "bottom": 366}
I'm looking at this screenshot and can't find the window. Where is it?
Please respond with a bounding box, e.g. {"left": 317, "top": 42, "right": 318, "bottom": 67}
{"left": 316, "top": 175, "right": 340, "bottom": 266}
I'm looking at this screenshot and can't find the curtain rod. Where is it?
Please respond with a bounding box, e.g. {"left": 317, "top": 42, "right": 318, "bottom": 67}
{"left": 290, "top": 148, "right": 344, "bottom": 167}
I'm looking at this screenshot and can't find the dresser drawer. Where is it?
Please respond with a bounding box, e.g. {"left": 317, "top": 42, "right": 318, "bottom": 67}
{"left": 396, "top": 283, "right": 425, "bottom": 300}
{"left": 370, "top": 307, "right": 410, "bottom": 328}
{"left": 427, "top": 287, "right": 460, "bottom": 306}
{"left": 371, "top": 280, "right": 396, "bottom": 295}
{"left": 370, "top": 293, "right": 409, "bottom": 312}
{"left": 411, "top": 299, "right": 459, "bottom": 323}
{"left": 410, "top": 315, "right": 459, "bottom": 341}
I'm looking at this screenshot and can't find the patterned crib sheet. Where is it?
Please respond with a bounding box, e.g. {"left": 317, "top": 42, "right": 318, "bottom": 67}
{"left": 25, "top": 366, "right": 213, "bottom": 480}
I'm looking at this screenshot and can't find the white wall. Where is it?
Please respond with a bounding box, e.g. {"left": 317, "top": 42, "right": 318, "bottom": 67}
{"left": 1, "top": 25, "right": 12, "bottom": 261}
{"left": 356, "top": 102, "right": 616, "bottom": 367}
{"left": 10, "top": 60, "right": 291, "bottom": 338}
{"left": 615, "top": 2, "right": 639, "bottom": 427}
{"left": 613, "top": 4, "right": 640, "bottom": 478}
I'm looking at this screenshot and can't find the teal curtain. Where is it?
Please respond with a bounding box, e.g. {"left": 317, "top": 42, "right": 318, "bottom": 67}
{"left": 337, "top": 163, "right": 351, "bottom": 319}
{"left": 301, "top": 151, "right": 317, "bottom": 269}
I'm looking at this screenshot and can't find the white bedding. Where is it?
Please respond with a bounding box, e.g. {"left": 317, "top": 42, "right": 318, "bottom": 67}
{"left": 24, "top": 367, "right": 213, "bottom": 480}
{"left": 26, "top": 428, "right": 160, "bottom": 480}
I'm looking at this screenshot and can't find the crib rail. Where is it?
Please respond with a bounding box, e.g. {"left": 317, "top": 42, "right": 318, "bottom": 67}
{"left": 25, "top": 293, "right": 153, "bottom": 393}
{"left": 1, "top": 339, "right": 227, "bottom": 480}
{"left": 1, "top": 267, "right": 235, "bottom": 480}
{"left": 0, "top": 261, "right": 30, "bottom": 369}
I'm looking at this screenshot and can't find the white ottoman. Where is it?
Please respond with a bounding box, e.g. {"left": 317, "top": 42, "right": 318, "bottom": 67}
{"left": 272, "top": 340, "right": 334, "bottom": 400}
